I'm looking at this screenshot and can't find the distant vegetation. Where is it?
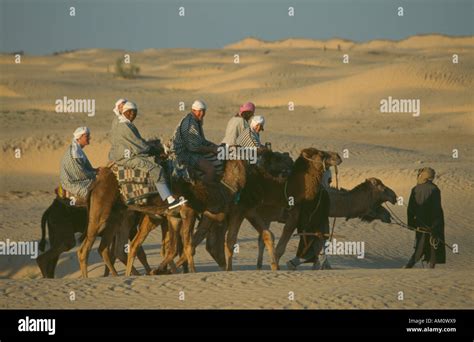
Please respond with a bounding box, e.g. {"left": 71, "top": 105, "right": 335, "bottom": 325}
{"left": 52, "top": 49, "right": 77, "bottom": 56}
{"left": 114, "top": 58, "right": 140, "bottom": 79}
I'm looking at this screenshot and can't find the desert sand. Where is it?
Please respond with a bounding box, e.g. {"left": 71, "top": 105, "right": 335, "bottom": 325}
{"left": 0, "top": 35, "right": 473, "bottom": 309}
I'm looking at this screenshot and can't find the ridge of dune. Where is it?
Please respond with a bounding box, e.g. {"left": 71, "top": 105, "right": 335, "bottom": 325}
{"left": 225, "top": 34, "right": 474, "bottom": 50}
{"left": 0, "top": 85, "right": 21, "bottom": 97}
{"left": 225, "top": 36, "right": 354, "bottom": 50}
{"left": 253, "top": 61, "right": 474, "bottom": 112}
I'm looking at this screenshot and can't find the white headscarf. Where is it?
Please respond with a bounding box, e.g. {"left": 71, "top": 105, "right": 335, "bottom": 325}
{"left": 113, "top": 98, "right": 127, "bottom": 117}
{"left": 250, "top": 115, "right": 265, "bottom": 130}
{"left": 118, "top": 101, "right": 137, "bottom": 123}
{"left": 192, "top": 100, "right": 207, "bottom": 111}
{"left": 71, "top": 127, "right": 90, "bottom": 159}
{"left": 73, "top": 126, "right": 90, "bottom": 140}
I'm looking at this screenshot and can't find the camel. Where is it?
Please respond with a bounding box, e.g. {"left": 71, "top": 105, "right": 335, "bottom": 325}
{"left": 76, "top": 137, "right": 196, "bottom": 278}
{"left": 184, "top": 148, "right": 342, "bottom": 271}
{"left": 76, "top": 166, "right": 174, "bottom": 278}
{"left": 124, "top": 158, "right": 248, "bottom": 276}
{"left": 37, "top": 198, "right": 151, "bottom": 278}
{"left": 277, "top": 178, "right": 396, "bottom": 266}
{"left": 254, "top": 177, "right": 398, "bottom": 269}
{"left": 326, "top": 178, "right": 397, "bottom": 220}
{"left": 173, "top": 150, "right": 295, "bottom": 271}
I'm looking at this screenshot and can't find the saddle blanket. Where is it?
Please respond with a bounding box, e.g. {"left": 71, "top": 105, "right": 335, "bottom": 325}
{"left": 111, "top": 165, "right": 159, "bottom": 205}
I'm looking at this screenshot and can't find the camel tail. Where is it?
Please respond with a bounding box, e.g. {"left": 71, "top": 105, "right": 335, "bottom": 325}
{"left": 39, "top": 206, "right": 51, "bottom": 252}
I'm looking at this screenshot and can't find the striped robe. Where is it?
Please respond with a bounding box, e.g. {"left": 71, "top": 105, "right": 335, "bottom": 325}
{"left": 221, "top": 115, "right": 249, "bottom": 146}
{"left": 170, "top": 113, "right": 214, "bottom": 167}
{"left": 236, "top": 127, "right": 263, "bottom": 148}
{"left": 59, "top": 140, "right": 96, "bottom": 198}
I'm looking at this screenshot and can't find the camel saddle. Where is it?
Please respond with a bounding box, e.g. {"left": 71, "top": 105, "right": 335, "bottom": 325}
{"left": 54, "top": 185, "right": 87, "bottom": 207}
{"left": 110, "top": 164, "right": 160, "bottom": 205}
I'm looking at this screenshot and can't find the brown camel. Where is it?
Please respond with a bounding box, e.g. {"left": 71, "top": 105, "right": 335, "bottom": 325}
{"left": 76, "top": 137, "right": 192, "bottom": 278}
{"left": 264, "top": 148, "right": 343, "bottom": 266}
{"left": 173, "top": 150, "right": 295, "bottom": 271}
{"left": 124, "top": 158, "right": 249, "bottom": 276}
{"left": 186, "top": 148, "right": 342, "bottom": 271}
{"left": 37, "top": 198, "right": 151, "bottom": 278}
{"left": 77, "top": 167, "right": 130, "bottom": 278}
{"left": 254, "top": 177, "right": 398, "bottom": 269}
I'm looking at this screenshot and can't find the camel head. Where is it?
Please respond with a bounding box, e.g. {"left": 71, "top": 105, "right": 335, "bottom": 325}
{"left": 300, "top": 148, "right": 342, "bottom": 169}
{"left": 259, "top": 150, "right": 294, "bottom": 179}
{"left": 360, "top": 205, "right": 392, "bottom": 223}
{"left": 365, "top": 178, "right": 397, "bottom": 205}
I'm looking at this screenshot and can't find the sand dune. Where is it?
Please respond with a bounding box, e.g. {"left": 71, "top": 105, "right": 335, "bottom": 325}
{"left": 0, "top": 34, "right": 473, "bottom": 309}
{"left": 0, "top": 85, "right": 21, "bottom": 97}
{"left": 226, "top": 37, "right": 355, "bottom": 50}
{"left": 226, "top": 35, "right": 474, "bottom": 51}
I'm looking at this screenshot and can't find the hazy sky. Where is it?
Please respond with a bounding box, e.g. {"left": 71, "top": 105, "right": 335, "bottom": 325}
{"left": 1, "top": 0, "right": 473, "bottom": 55}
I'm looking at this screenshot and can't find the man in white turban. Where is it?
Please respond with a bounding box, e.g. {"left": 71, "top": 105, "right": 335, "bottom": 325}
{"left": 236, "top": 115, "right": 266, "bottom": 150}
{"left": 109, "top": 101, "right": 187, "bottom": 209}
{"left": 170, "top": 100, "right": 219, "bottom": 182}
{"left": 59, "top": 127, "right": 98, "bottom": 199}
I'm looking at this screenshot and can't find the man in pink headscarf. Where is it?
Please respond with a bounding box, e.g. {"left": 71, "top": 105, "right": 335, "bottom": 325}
{"left": 221, "top": 102, "right": 255, "bottom": 146}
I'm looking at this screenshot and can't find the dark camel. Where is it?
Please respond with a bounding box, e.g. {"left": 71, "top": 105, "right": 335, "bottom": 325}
{"left": 255, "top": 177, "right": 398, "bottom": 269}
{"left": 37, "top": 198, "right": 151, "bottom": 278}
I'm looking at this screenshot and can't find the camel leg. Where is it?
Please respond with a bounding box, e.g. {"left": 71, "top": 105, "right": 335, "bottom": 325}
{"left": 262, "top": 230, "right": 277, "bottom": 271}
{"left": 136, "top": 245, "right": 152, "bottom": 275}
{"left": 98, "top": 207, "right": 132, "bottom": 277}
{"left": 103, "top": 239, "right": 140, "bottom": 276}
{"left": 98, "top": 228, "right": 119, "bottom": 276}
{"left": 175, "top": 215, "right": 209, "bottom": 269}
{"left": 176, "top": 217, "right": 187, "bottom": 273}
{"left": 128, "top": 215, "right": 152, "bottom": 274}
{"left": 126, "top": 215, "right": 157, "bottom": 276}
{"left": 154, "top": 216, "right": 180, "bottom": 273}
{"left": 37, "top": 242, "right": 72, "bottom": 278}
{"left": 103, "top": 240, "right": 113, "bottom": 277}
{"left": 114, "top": 253, "right": 140, "bottom": 275}
{"left": 159, "top": 220, "right": 170, "bottom": 272}
{"left": 275, "top": 208, "right": 300, "bottom": 267}
{"left": 224, "top": 207, "right": 245, "bottom": 271}
{"left": 257, "top": 235, "right": 265, "bottom": 270}
{"left": 159, "top": 220, "right": 182, "bottom": 273}
{"left": 256, "top": 219, "right": 271, "bottom": 270}
{"left": 77, "top": 234, "right": 98, "bottom": 278}
{"left": 246, "top": 210, "right": 278, "bottom": 271}
{"left": 46, "top": 255, "right": 60, "bottom": 278}
{"left": 180, "top": 207, "right": 197, "bottom": 272}
{"left": 206, "top": 222, "right": 227, "bottom": 269}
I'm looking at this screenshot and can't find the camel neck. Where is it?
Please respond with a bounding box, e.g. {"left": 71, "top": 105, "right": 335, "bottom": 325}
{"left": 287, "top": 160, "right": 323, "bottom": 202}
{"left": 330, "top": 183, "right": 374, "bottom": 218}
